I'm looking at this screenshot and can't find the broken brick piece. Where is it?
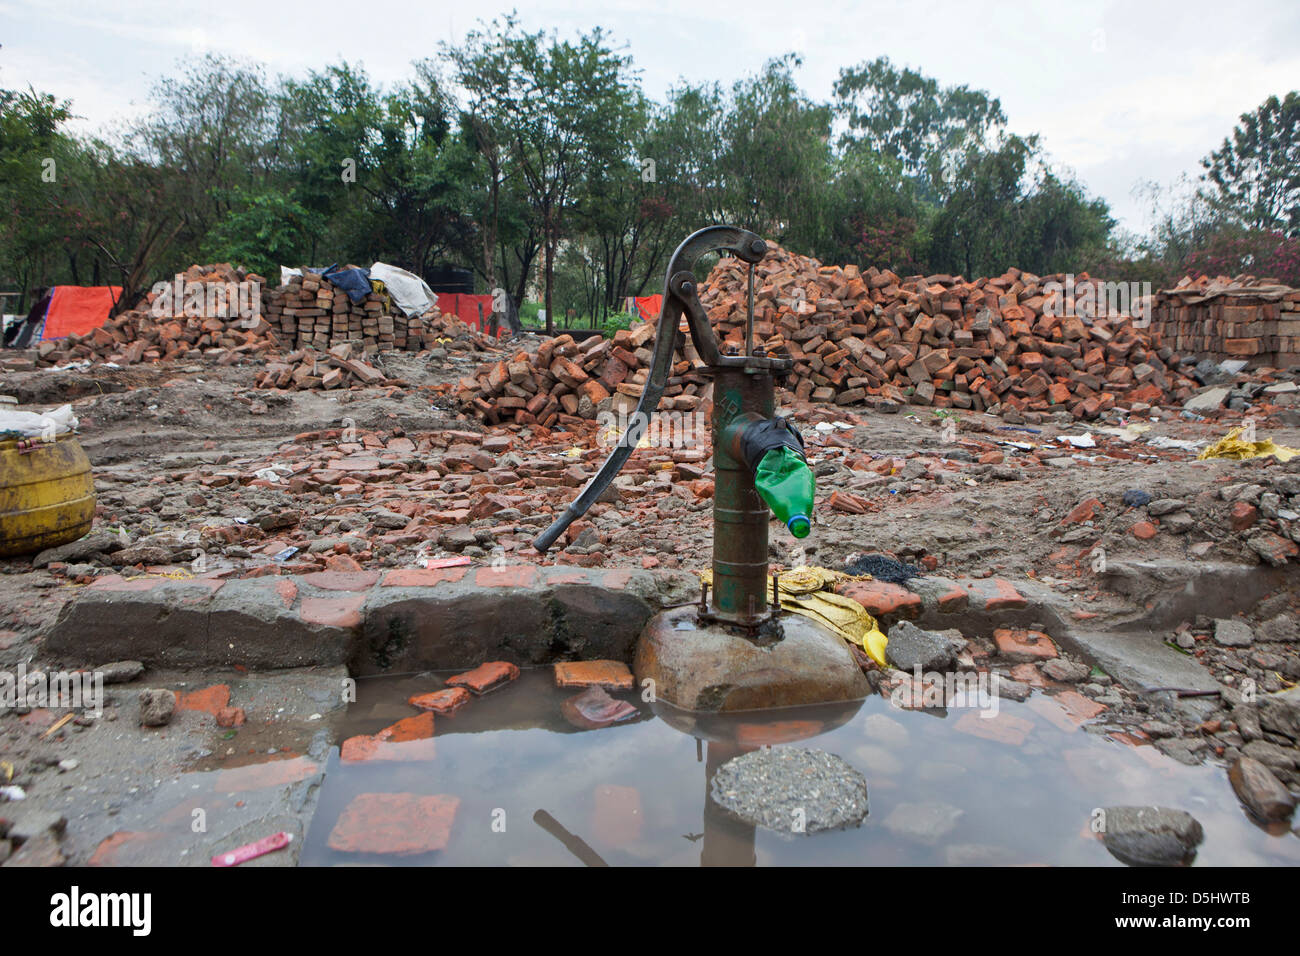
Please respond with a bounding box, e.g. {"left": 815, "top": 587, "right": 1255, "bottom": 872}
{"left": 445, "top": 660, "right": 520, "bottom": 694}
{"left": 409, "top": 687, "right": 472, "bottom": 715}
{"left": 993, "top": 628, "right": 1059, "bottom": 662}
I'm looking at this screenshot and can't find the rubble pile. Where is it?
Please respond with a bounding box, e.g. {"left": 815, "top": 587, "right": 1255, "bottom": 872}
{"left": 263, "top": 271, "right": 495, "bottom": 355}
{"left": 32, "top": 264, "right": 280, "bottom": 368}
{"left": 453, "top": 324, "right": 678, "bottom": 427}
{"left": 1149, "top": 275, "right": 1300, "bottom": 367}
{"left": 698, "top": 244, "right": 1197, "bottom": 420}
{"left": 456, "top": 244, "right": 1200, "bottom": 425}
{"left": 253, "top": 342, "right": 402, "bottom": 391}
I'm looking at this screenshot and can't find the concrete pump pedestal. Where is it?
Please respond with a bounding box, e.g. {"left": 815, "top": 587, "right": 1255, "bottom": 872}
{"left": 633, "top": 605, "right": 870, "bottom": 712}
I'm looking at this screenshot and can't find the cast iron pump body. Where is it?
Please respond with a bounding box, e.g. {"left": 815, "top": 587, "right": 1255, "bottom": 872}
{"left": 533, "top": 225, "right": 814, "bottom": 631}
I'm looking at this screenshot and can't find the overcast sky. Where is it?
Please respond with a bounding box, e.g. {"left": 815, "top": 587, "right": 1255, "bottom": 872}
{"left": 3, "top": 0, "right": 1297, "bottom": 236}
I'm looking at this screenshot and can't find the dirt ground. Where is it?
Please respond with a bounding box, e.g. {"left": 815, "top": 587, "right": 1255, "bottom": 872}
{"left": 2, "top": 341, "right": 1300, "bottom": 864}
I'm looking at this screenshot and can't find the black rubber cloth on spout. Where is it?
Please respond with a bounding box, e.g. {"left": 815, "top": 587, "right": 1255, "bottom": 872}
{"left": 738, "top": 417, "right": 807, "bottom": 474}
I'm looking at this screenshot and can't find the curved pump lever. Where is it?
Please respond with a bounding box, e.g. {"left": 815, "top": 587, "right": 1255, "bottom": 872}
{"left": 532, "top": 226, "right": 769, "bottom": 554}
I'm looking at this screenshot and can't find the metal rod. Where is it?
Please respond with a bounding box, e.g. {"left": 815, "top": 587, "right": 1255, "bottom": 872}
{"left": 745, "top": 263, "right": 755, "bottom": 357}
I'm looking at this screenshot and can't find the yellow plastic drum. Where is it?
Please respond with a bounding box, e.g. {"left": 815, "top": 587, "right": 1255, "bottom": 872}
{"left": 0, "top": 434, "right": 96, "bottom": 557}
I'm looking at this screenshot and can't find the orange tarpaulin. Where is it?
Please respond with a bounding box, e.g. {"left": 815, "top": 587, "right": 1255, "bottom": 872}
{"left": 41, "top": 286, "right": 122, "bottom": 341}
{"left": 633, "top": 295, "right": 663, "bottom": 322}
{"left": 436, "top": 293, "right": 498, "bottom": 333}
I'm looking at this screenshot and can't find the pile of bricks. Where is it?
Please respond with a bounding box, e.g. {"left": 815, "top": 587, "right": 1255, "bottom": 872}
{"left": 263, "top": 271, "right": 494, "bottom": 354}
{"left": 32, "top": 263, "right": 280, "bottom": 368}
{"left": 459, "top": 244, "right": 1197, "bottom": 424}
{"left": 254, "top": 342, "right": 398, "bottom": 391}
{"left": 1148, "top": 275, "right": 1300, "bottom": 367}
{"left": 454, "top": 323, "right": 688, "bottom": 427}
{"left": 698, "top": 244, "right": 1197, "bottom": 419}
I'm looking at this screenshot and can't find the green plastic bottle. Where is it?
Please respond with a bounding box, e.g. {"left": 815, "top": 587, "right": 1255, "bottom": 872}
{"left": 754, "top": 446, "right": 815, "bottom": 538}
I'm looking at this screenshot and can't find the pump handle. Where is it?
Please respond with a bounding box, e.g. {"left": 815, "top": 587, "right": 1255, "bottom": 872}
{"left": 532, "top": 226, "right": 768, "bottom": 553}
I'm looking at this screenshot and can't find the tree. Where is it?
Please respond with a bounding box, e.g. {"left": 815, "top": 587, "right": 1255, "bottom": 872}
{"left": 1202, "top": 92, "right": 1300, "bottom": 236}
{"left": 834, "top": 57, "right": 1005, "bottom": 188}
{"left": 463, "top": 19, "right": 639, "bottom": 333}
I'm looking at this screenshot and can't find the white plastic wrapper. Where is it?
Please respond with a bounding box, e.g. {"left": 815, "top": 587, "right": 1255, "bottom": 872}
{"left": 369, "top": 262, "right": 439, "bottom": 317}
{"left": 0, "top": 403, "right": 77, "bottom": 439}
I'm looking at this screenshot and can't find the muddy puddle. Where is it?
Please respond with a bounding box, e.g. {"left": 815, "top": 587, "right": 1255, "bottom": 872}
{"left": 298, "top": 669, "right": 1300, "bottom": 866}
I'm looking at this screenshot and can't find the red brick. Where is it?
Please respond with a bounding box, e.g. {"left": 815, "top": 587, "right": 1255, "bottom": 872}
{"left": 381, "top": 567, "right": 469, "bottom": 587}
{"left": 554, "top": 660, "right": 634, "bottom": 691}
{"left": 175, "top": 684, "right": 231, "bottom": 714}
{"left": 409, "top": 687, "right": 472, "bottom": 715}
{"left": 446, "top": 660, "right": 520, "bottom": 694}
{"left": 300, "top": 595, "right": 364, "bottom": 629}
{"left": 994, "top": 628, "right": 1058, "bottom": 662}
{"left": 984, "top": 579, "right": 1028, "bottom": 611}
{"left": 1230, "top": 501, "right": 1258, "bottom": 531}
{"left": 1131, "top": 520, "right": 1157, "bottom": 540}
{"left": 474, "top": 565, "right": 539, "bottom": 589}
{"left": 327, "top": 793, "right": 459, "bottom": 855}
{"left": 1061, "top": 497, "right": 1102, "bottom": 525}
{"left": 836, "top": 580, "right": 922, "bottom": 618}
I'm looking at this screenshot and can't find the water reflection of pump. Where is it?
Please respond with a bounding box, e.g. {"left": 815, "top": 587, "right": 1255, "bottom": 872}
{"left": 534, "top": 226, "right": 868, "bottom": 714}
{"left": 659, "top": 698, "right": 864, "bottom": 866}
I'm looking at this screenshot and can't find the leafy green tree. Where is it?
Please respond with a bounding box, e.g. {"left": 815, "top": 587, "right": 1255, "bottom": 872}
{"left": 1202, "top": 91, "right": 1299, "bottom": 236}
{"left": 834, "top": 57, "right": 1006, "bottom": 188}
{"left": 202, "top": 189, "right": 319, "bottom": 276}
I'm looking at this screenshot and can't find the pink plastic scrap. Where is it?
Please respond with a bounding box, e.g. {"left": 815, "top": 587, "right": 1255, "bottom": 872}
{"left": 211, "top": 831, "right": 292, "bottom": 867}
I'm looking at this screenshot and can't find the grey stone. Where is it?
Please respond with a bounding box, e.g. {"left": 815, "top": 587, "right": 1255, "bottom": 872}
{"left": 993, "top": 676, "right": 1031, "bottom": 702}
{"left": 7, "top": 811, "right": 67, "bottom": 843}
{"left": 1099, "top": 806, "right": 1204, "bottom": 866}
{"left": 1242, "top": 739, "right": 1298, "bottom": 770}
{"left": 32, "top": 531, "right": 124, "bottom": 567}
{"left": 1183, "top": 387, "right": 1229, "bottom": 412}
{"left": 1043, "top": 659, "right": 1090, "bottom": 682}
{"left": 438, "top": 526, "right": 478, "bottom": 552}
{"left": 1214, "top": 618, "right": 1254, "bottom": 647}
{"left": 1229, "top": 756, "right": 1296, "bottom": 822}
{"left": 99, "top": 660, "right": 144, "bottom": 685}
{"left": 1258, "top": 685, "right": 1300, "bottom": 739}
{"left": 138, "top": 688, "right": 175, "bottom": 726}
{"left": 1257, "top": 614, "right": 1299, "bottom": 643}
{"left": 885, "top": 620, "right": 964, "bottom": 672}
{"left": 1147, "top": 498, "right": 1188, "bottom": 517}
{"left": 710, "top": 748, "right": 869, "bottom": 834}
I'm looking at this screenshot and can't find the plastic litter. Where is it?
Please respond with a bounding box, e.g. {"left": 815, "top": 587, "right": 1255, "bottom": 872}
{"left": 844, "top": 552, "right": 922, "bottom": 584}
{"left": 1198, "top": 426, "right": 1300, "bottom": 463}
{"left": 211, "top": 831, "right": 292, "bottom": 867}
{"left": 0, "top": 403, "right": 77, "bottom": 439}
{"left": 753, "top": 446, "right": 814, "bottom": 538}
{"left": 701, "top": 566, "right": 889, "bottom": 667}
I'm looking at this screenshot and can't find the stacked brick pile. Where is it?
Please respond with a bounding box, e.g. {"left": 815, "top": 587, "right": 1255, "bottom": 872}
{"left": 1148, "top": 275, "right": 1300, "bottom": 366}
{"left": 32, "top": 263, "right": 280, "bottom": 368}
{"left": 262, "top": 271, "right": 494, "bottom": 354}
{"left": 698, "top": 245, "right": 1196, "bottom": 419}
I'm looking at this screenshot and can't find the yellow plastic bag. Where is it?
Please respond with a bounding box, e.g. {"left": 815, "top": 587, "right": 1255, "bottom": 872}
{"left": 698, "top": 567, "right": 889, "bottom": 667}
{"left": 1198, "top": 426, "right": 1300, "bottom": 463}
